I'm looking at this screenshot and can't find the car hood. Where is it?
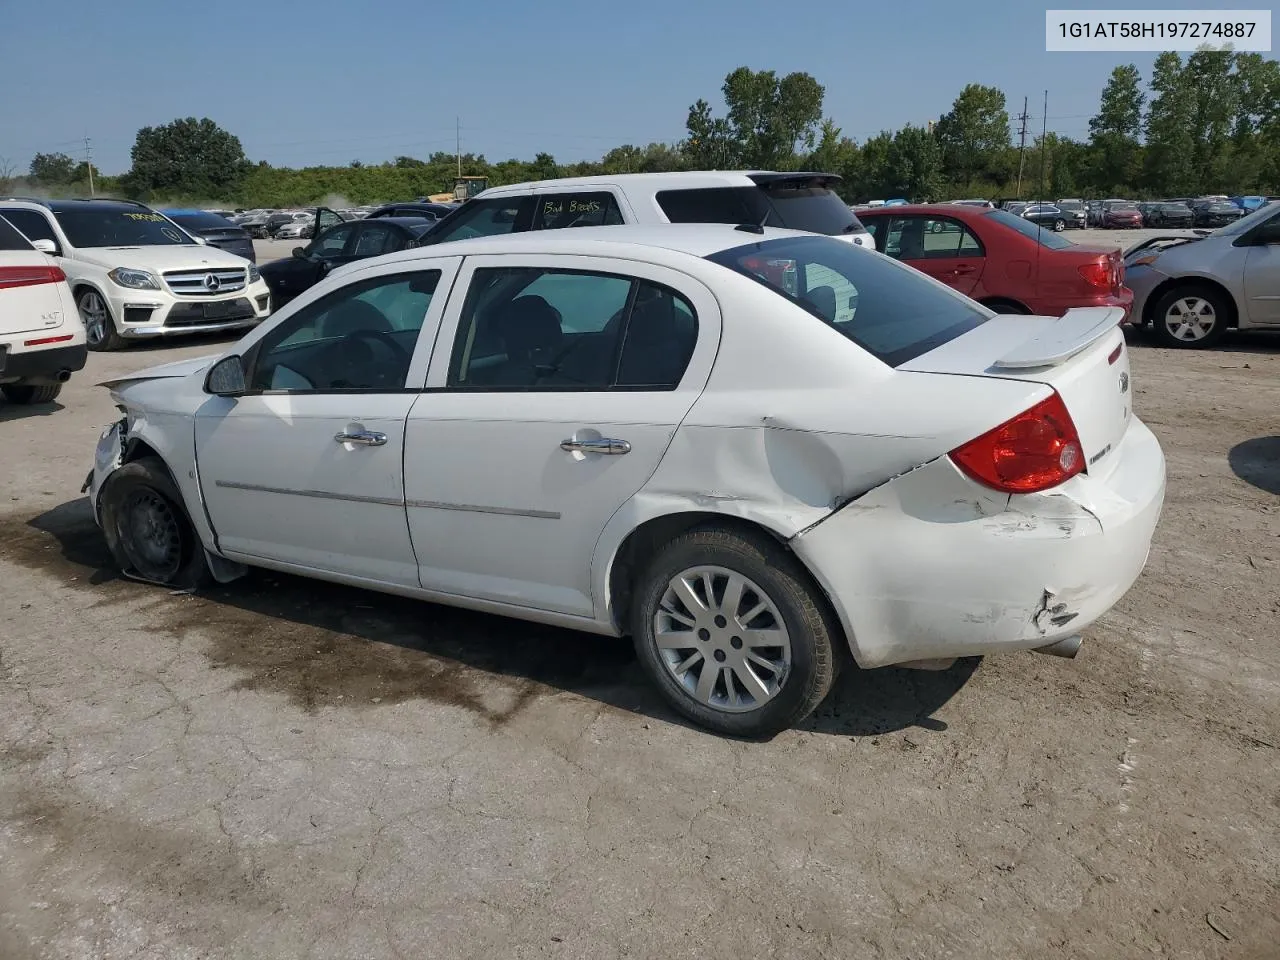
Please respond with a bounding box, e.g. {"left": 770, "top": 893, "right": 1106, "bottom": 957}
{"left": 99, "top": 353, "right": 218, "bottom": 391}
{"left": 75, "top": 245, "right": 251, "bottom": 272}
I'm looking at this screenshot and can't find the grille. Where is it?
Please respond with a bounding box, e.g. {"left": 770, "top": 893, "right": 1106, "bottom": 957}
{"left": 163, "top": 267, "right": 247, "bottom": 297}
{"left": 164, "top": 298, "right": 255, "bottom": 327}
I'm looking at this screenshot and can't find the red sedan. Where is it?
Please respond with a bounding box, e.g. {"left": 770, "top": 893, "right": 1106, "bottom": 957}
{"left": 857, "top": 204, "right": 1133, "bottom": 317}
{"left": 1102, "top": 202, "right": 1145, "bottom": 229}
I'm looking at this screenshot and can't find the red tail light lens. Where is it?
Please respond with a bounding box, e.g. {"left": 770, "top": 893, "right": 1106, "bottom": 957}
{"left": 1077, "top": 261, "right": 1110, "bottom": 289}
{"left": 0, "top": 265, "right": 66, "bottom": 290}
{"left": 949, "top": 391, "right": 1084, "bottom": 494}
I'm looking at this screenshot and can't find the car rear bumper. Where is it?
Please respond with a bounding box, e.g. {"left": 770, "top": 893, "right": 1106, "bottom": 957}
{"left": 1121, "top": 265, "right": 1166, "bottom": 324}
{"left": 791, "top": 416, "right": 1165, "bottom": 668}
{"left": 1036, "top": 287, "right": 1133, "bottom": 321}
{"left": 0, "top": 341, "right": 88, "bottom": 384}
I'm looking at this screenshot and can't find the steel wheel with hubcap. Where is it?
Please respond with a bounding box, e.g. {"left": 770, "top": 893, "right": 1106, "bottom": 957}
{"left": 632, "top": 526, "right": 837, "bottom": 737}
{"left": 99, "top": 457, "right": 210, "bottom": 588}
{"left": 78, "top": 288, "right": 124, "bottom": 351}
{"left": 1152, "top": 285, "right": 1228, "bottom": 348}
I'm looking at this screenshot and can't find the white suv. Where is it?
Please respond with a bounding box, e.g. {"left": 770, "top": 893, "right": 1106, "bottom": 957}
{"left": 419, "top": 171, "right": 874, "bottom": 249}
{"left": 0, "top": 198, "right": 272, "bottom": 351}
{"left": 0, "top": 214, "right": 85, "bottom": 404}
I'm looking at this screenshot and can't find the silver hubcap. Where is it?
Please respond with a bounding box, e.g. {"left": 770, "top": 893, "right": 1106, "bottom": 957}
{"left": 1165, "top": 297, "right": 1216, "bottom": 341}
{"left": 653, "top": 566, "right": 791, "bottom": 713}
{"left": 79, "top": 292, "right": 109, "bottom": 345}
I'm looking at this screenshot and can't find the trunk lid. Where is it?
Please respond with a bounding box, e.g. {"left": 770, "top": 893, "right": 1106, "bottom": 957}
{"left": 900, "top": 307, "right": 1132, "bottom": 475}
{"left": 0, "top": 251, "right": 71, "bottom": 337}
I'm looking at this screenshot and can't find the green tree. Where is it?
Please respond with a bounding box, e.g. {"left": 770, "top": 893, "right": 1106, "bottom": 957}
{"left": 716, "top": 67, "right": 825, "bottom": 168}
{"left": 1231, "top": 53, "right": 1280, "bottom": 189}
{"left": 851, "top": 132, "right": 893, "bottom": 199}
{"left": 884, "top": 125, "right": 942, "bottom": 200}
{"left": 934, "top": 84, "right": 1010, "bottom": 189}
{"left": 685, "top": 99, "right": 736, "bottom": 168}
{"left": 124, "top": 117, "right": 251, "bottom": 198}
{"left": 1088, "top": 64, "right": 1145, "bottom": 193}
{"left": 527, "top": 151, "right": 559, "bottom": 181}
{"left": 1143, "top": 52, "right": 1196, "bottom": 195}
{"left": 0, "top": 156, "right": 16, "bottom": 194}
{"left": 29, "top": 152, "right": 78, "bottom": 184}
{"left": 600, "top": 144, "right": 643, "bottom": 174}
{"left": 1185, "top": 47, "right": 1238, "bottom": 191}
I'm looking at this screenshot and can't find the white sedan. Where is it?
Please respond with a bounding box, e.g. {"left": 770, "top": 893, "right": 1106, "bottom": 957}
{"left": 85, "top": 224, "right": 1165, "bottom": 737}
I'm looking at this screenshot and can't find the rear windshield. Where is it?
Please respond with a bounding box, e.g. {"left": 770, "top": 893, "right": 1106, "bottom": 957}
{"left": 54, "top": 208, "right": 196, "bottom": 248}
{"left": 166, "top": 211, "right": 237, "bottom": 232}
{"left": 657, "top": 184, "right": 864, "bottom": 236}
{"left": 0, "top": 215, "right": 35, "bottom": 251}
{"left": 707, "top": 234, "right": 987, "bottom": 367}
{"left": 1056, "top": 200, "right": 1082, "bottom": 211}
{"left": 983, "top": 209, "right": 1074, "bottom": 250}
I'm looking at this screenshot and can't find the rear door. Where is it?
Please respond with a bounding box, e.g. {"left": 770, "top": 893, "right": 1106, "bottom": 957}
{"left": 402, "top": 253, "right": 719, "bottom": 618}
{"left": 883, "top": 214, "right": 986, "bottom": 295}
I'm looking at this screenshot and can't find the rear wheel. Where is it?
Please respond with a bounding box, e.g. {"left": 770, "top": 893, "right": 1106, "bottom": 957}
{"left": 78, "top": 289, "right": 125, "bottom": 352}
{"left": 1152, "top": 285, "right": 1229, "bottom": 348}
{"left": 1, "top": 383, "right": 62, "bottom": 404}
{"left": 1053, "top": 219, "right": 1065, "bottom": 232}
{"left": 631, "top": 527, "right": 837, "bottom": 738}
{"left": 99, "top": 457, "right": 210, "bottom": 588}
{"left": 982, "top": 299, "right": 1030, "bottom": 315}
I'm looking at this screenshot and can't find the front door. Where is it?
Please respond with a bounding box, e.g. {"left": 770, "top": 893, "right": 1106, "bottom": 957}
{"left": 195, "top": 258, "right": 460, "bottom": 586}
{"left": 403, "top": 254, "right": 719, "bottom": 618}
{"left": 883, "top": 214, "right": 986, "bottom": 296}
{"left": 1243, "top": 213, "right": 1280, "bottom": 325}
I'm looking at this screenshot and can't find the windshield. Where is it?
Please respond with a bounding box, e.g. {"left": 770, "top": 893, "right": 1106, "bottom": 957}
{"left": 706, "top": 235, "right": 987, "bottom": 367}
{"left": 1057, "top": 200, "right": 1082, "bottom": 211}
{"left": 1211, "top": 201, "right": 1277, "bottom": 237}
{"left": 983, "top": 209, "right": 1074, "bottom": 249}
{"left": 657, "top": 183, "right": 864, "bottom": 235}
{"left": 54, "top": 208, "right": 194, "bottom": 248}
{"left": 166, "top": 211, "right": 238, "bottom": 232}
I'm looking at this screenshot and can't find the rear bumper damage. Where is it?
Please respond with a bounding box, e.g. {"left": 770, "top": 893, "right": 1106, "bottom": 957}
{"left": 790, "top": 416, "right": 1166, "bottom": 668}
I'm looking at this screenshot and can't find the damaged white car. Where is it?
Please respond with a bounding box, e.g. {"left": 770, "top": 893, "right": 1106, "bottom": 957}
{"left": 84, "top": 224, "right": 1165, "bottom": 736}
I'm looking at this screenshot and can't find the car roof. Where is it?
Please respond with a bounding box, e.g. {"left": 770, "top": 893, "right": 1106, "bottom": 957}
{"left": 1, "top": 197, "right": 152, "bottom": 213}
{"left": 858, "top": 203, "right": 994, "bottom": 217}
{"left": 478, "top": 170, "right": 838, "bottom": 198}
{"left": 370, "top": 222, "right": 819, "bottom": 268}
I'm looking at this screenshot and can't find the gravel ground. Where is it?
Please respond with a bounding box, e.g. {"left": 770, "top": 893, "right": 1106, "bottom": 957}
{"left": 1, "top": 236, "right": 1277, "bottom": 959}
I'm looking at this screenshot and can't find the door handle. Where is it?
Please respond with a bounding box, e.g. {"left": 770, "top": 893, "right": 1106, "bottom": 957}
{"left": 560, "top": 438, "right": 630, "bottom": 455}
{"left": 334, "top": 429, "right": 387, "bottom": 446}
{"left": 952, "top": 264, "right": 976, "bottom": 275}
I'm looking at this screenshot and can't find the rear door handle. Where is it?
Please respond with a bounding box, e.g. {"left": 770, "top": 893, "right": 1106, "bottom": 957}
{"left": 952, "top": 264, "right": 976, "bottom": 275}
{"left": 561, "top": 438, "right": 630, "bottom": 455}
{"left": 335, "top": 429, "right": 387, "bottom": 446}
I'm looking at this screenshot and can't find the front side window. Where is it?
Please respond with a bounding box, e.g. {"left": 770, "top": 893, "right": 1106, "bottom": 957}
{"left": 707, "top": 235, "right": 986, "bottom": 368}
{"left": 309, "top": 223, "right": 355, "bottom": 259}
{"left": 447, "top": 267, "right": 697, "bottom": 390}
{"left": 249, "top": 270, "right": 440, "bottom": 392}
{"left": 533, "top": 192, "right": 625, "bottom": 230}
{"left": 0, "top": 209, "right": 58, "bottom": 244}
{"left": 423, "top": 197, "right": 533, "bottom": 245}
{"left": 353, "top": 223, "right": 399, "bottom": 257}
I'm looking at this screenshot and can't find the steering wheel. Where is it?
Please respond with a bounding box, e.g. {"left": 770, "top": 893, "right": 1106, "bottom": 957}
{"left": 342, "top": 328, "right": 411, "bottom": 365}
{"left": 313, "top": 328, "right": 412, "bottom": 388}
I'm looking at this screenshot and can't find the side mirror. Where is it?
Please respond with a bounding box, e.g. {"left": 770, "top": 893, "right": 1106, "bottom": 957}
{"left": 205, "top": 355, "right": 247, "bottom": 396}
{"left": 31, "top": 238, "right": 59, "bottom": 255}
{"left": 292, "top": 246, "right": 307, "bottom": 259}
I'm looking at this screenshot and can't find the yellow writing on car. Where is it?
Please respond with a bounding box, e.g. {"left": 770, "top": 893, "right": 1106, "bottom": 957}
{"left": 569, "top": 200, "right": 601, "bottom": 214}
{"left": 123, "top": 212, "right": 166, "bottom": 222}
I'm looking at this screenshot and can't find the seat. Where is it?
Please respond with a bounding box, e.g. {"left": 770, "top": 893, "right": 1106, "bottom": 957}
{"left": 616, "top": 292, "right": 696, "bottom": 387}
{"left": 320, "top": 298, "right": 393, "bottom": 340}
{"left": 802, "top": 285, "right": 837, "bottom": 323}
{"left": 484, "top": 296, "right": 564, "bottom": 386}
{"left": 896, "top": 223, "right": 925, "bottom": 260}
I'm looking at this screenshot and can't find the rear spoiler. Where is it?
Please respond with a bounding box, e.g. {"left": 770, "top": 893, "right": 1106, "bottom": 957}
{"left": 992, "top": 307, "right": 1123, "bottom": 370}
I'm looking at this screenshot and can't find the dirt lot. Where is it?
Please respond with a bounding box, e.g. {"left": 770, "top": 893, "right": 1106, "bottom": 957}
{"left": 2, "top": 276, "right": 1278, "bottom": 958}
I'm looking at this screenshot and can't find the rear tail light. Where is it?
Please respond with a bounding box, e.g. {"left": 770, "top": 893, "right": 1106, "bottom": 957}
{"left": 949, "top": 391, "right": 1084, "bottom": 494}
{"left": 0, "top": 265, "right": 66, "bottom": 290}
{"left": 1077, "top": 261, "right": 1111, "bottom": 289}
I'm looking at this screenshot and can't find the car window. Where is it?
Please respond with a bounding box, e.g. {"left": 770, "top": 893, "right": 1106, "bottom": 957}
{"left": 353, "top": 223, "right": 398, "bottom": 257}
{"left": 862, "top": 218, "right": 884, "bottom": 247}
{"left": 0, "top": 210, "right": 58, "bottom": 244}
{"left": 708, "top": 234, "right": 987, "bottom": 368}
{"left": 53, "top": 207, "right": 195, "bottom": 247}
{"left": 533, "top": 192, "right": 625, "bottom": 230}
{"left": 250, "top": 270, "right": 440, "bottom": 392}
{"left": 982, "top": 209, "right": 1074, "bottom": 250}
{"left": 310, "top": 223, "right": 355, "bottom": 259}
{"left": 424, "top": 197, "right": 532, "bottom": 244}
{"left": 656, "top": 183, "right": 861, "bottom": 236}
{"left": 897, "top": 218, "right": 985, "bottom": 259}
{"left": 447, "top": 267, "right": 697, "bottom": 391}
{"left": 0, "top": 215, "right": 35, "bottom": 250}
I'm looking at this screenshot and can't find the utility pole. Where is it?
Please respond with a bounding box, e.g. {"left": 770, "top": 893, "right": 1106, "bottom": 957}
{"left": 456, "top": 117, "right": 461, "bottom": 177}
{"left": 1014, "top": 97, "right": 1029, "bottom": 199}
{"left": 84, "top": 135, "right": 95, "bottom": 197}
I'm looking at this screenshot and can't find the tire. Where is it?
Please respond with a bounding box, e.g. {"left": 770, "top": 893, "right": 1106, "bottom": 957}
{"left": 98, "top": 456, "right": 210, "bottom": 589}
{"left": 1151, "top": 284, "right": 1230, "bottom": 349}
{"left": 982, "top": 299, "right": 1030, "bottom": 315}
{"left": 630, "top": 526, "right": 838, "bottom": 738}
{"left": 1, "top": 383, "right": 62, "bottom": 404}
{"left": 1052, "top": 219, "right": 1065, "bottom": 232}
{"left": 78, "top": 288, "right": 125, "bottom": 352}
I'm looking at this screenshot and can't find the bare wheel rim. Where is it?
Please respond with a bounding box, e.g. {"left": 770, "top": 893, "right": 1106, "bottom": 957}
{"left": 653, "top": 565, "right": 792, "bottom": 714}
{"left": 1164, "top": 297, "right": 1217, "bottom": 341}
{"left": 79, "top": 291, "right": 109, "bottom": 345}
{"left": 117, "top": 488, "right": 184, "bottom": 581}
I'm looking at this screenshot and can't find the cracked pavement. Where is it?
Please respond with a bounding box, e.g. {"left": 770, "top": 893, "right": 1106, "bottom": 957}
{"left": 3, "top": 324, "right": 1279, "bottom": 959}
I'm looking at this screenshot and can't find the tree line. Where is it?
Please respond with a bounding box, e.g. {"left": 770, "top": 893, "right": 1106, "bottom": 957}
{"left": 11, "top": 50, "right": 1279, "bottom": 208}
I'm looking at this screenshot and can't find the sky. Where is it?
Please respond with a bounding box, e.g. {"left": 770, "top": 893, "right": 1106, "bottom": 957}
{"left": 0, "top": 0, "right": 1268, "bottom": 176}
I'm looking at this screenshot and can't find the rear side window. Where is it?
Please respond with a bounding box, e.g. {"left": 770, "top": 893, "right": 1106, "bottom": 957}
{"left": 424, "top": 197, "right": 533, "bottom": 245}
{"left": 707, "top": 235, "right": 986, "bottom": 367}
{"left": 533, "top": 192, "right": 624, "bottom": 230}
{"left": 657, "top": 184, "right": 862, "bottom": 237}
{"left": 1, "top": 209, "right": 58, "bottom": 244}
{"left": 0, "top": 215, "right": 35, "bottom": 251}
{"left": 983, "top": 210, "right": 1074, "bottom": 250}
